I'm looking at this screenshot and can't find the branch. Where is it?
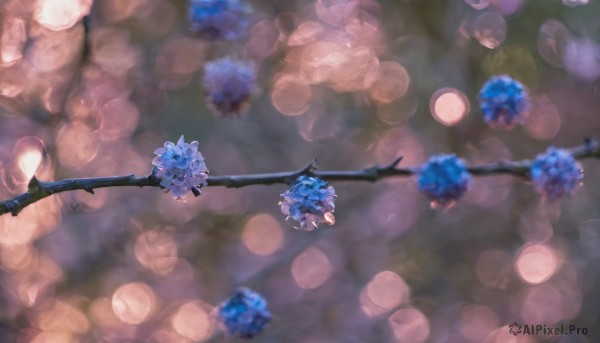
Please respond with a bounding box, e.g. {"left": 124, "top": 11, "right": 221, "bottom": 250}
{"left": 1, "top": 140, "right": 599, "bottom": 216}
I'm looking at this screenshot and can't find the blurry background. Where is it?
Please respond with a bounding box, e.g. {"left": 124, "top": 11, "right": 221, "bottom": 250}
{"left": 0, "top": 0, "right": 599, "bottom": 342}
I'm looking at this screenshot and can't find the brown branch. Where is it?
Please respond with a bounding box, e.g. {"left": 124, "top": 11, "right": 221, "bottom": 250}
{"left": 1, "top": 140, "right": 598, "bottom": 217}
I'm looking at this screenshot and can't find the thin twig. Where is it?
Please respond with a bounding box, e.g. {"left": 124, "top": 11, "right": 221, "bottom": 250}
{"left": 1, "top": 140, "right": 599, "bottom": 217}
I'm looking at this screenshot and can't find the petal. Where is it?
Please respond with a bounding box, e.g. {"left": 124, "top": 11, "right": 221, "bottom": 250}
{"left": 170, "top": 185, "right": 188, "bottom": 199}
{"left": 152, "top": 156, "right": 163, "bottom": 167}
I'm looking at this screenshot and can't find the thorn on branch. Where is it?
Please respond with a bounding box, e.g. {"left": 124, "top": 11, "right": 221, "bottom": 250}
{"left": 300, "top": 159, "right": 318, "bottom": 175}
{"left": 27, "top": 176, "right": 41, "bottom": 192}
{"left": 363, "top": 156, "right": 406, "bottom": 181}
{"left": 84, "top": 187, "right": 94, "bottom": 195}
{"left": 384, "top": 156, "right": 404, "bottom": 171}
{"left": 286, "top": 159, "right": 318, "bottom": 184}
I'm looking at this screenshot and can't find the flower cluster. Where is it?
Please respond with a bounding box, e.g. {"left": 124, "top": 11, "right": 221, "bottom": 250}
{"left": 418, "top": 154, "right": 472, "bottom": 208}
{"left": 187, "top": 0, "right": 252, "bottom": 41}
{"left": 279, "top": 176, "right": 336, "bottom": 231}
{"left": 530, "top": 147, "right": 584, "bottom": 199}
{"left": 479, "top": 75, "right": 530, "bottom": 129}
{"left": 152, "top": 136, "right": 208, "bottom": 199}
{"left": 217, "top": 288, "right": 271, "bottom": 339}
{"left": 202, "top": 57, "right": 257, "bottom": 117}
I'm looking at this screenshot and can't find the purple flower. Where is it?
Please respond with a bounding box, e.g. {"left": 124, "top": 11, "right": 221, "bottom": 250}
{"left": 217, "top": 288, "right": 271, "bottom": 339}
{"left": 279, "top": 176, "right": 336, "bottom": 231}
{"left": 202, "top": 57, "right": 257, "bottom": 117}
{"left": 418, "top": 154, "right": 472, "bottom": 208}
{"left": 479, "top": 75, "right": 530, "bottom": 129}
{"left": 187, "top": 0, "right": 252, "bottom": 41}
{"left": 530, "top": 147, "right": 583, "bottom": 199}
{"left": 152, "top": 135, "right": 208, "bottom": 199}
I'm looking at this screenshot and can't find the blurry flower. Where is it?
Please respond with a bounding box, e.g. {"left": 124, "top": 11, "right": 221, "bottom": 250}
{"left": 187, "top": 0, "right": 252, "bottom": 41}
{"left": 418, "top": 154, "right": 471, "bottom": 208}
{"left": 530, "top": 147, "right": 583, "bottom": 199}
{"left": 218, "top": 288, "right": 271, "bottom": 339}
{"left": 479, "top": 75, "right": 530, "bottom": 129}
{"left": 202, "top": 57, "right": 257, "bottom": 117}
{"left": 279, "top": 175, "right": 336, "bottom": 231}
{"left": 152, "top": 135, "right": 208, "bottom": 199}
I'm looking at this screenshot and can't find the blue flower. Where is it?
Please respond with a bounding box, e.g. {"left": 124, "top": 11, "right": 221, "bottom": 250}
{"left": 530, "top": 147, "right": 583, "bottom": 199}
{"left": 152, "top": 136, "right": 208, "bottom": 199}
{"left": 279, "top": 176, "right": 336, "bottom": 231}
{"left": 479, "top": 75, "right": 530, "bottom": 129}
{"left": 218, "top": 288, "right": 271, "bottom": 339}
{"left": 187, "top": 0, "right": 251, "bottom": 41}
{"left": 202, "top": 57, "right": 257, "bottom": 117}
{"left": 418, "top": 154, "right": 471, "bottom": 208}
